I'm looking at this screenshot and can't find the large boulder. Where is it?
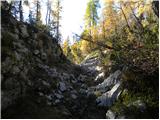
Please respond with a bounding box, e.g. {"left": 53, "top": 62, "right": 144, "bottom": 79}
{"left": 80, "top": 54, "right": 100, "bottom": 75}
{"left": 106, "top": 110, "right": 116, "bottom": 119}
{"left": 59, "top": 82, "right": 67, "bottom": 92}
{"left": 96, "top": 81, "right": 122, "bottom": 107}
{"left": 96, "top": 70, "right": 121, "bottom": 93}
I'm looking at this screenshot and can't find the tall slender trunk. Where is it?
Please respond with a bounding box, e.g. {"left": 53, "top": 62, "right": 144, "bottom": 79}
{"left": 36, "top": 0, "right": 39, "bottom": 22}
{"left": 48, "top": 9, "right": 51, "bottom": 25}
{"left": 56, "top": 0, "right": 60, "bottom": 41}
{"left": 45, "top": 1, "right": 49, "bottom": 25}
{"left": 102, "top": 19, "right": 106, "bottom": 40}
{"left": 19, "top": 1, "right": 23, "bottom": 21}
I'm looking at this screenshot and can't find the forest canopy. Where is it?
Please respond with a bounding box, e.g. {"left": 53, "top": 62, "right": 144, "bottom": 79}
{"left": 63, "top": 0, "right": 158, "bottom": 74}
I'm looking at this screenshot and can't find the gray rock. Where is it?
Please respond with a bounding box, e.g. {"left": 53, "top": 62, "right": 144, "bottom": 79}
{"left": 14, "top": 34, "right": 19, "bottom": 40}
{"left": 78, "top": 74, "right": 86, "bottom": 82}
{"left": 42, "top": 80, "right": 50, "bottom": 87}
{"left": 2, "top": 57, "right": 13, "bottom": 73}
{"left": 95, "top": 66, "right": 103, "bottom": 71}
{"left": 41, "top": 52, "right": 47, "bottom": 60}
{"left": 5, "top": 32, "right": 19, "bottom": 41}
{"left": 12, "top": 66, "right": 20, "bottom": 74}
{"left": 39, "top": 92, "right": 44, "bottom": 96}
{"left": 54, "top": 99, "right": 60, "bottom": 104}
{"left": 14, "top": 51, "right": 21, "bottom": 61}
{"left": 95, "top": 72, "right": 105, "bottom": 81}
{"left": 71, "top": 94, "right": 77, "bottom": 99}
{"left": 13, "top": 42, "right": 23, "bottom": 48}
{"left": 62, "top": 73, "right": 70, "bottom": 81}
{"left": 55, "top": 93, "right": 64, "bottom": 99}
{"left": 59, "top": 82, "right": 67, "bottom": 92}
{"left": 50, "top": 68, "right": 57, "bottom": 74}
{"left": 58, "top": 90, "right": 62, "bottom": 94}
{"left": 20, "top": 25, "right": 29, "bottom": 38}
{"left": 127, "top": 100, "right": 146, "bottom": 112}
{"left": 18, "top": 47, "right": 29, "bottom": 53}
{"left": 71, "top": 79, "right": 76, "bottom": 84}
{"left": 67, "top": 86, "right": 72, "bottom": 90}
{"left": 80, "top": 54, "right": 100, "bottom": 75}
{"left": 79, "top": 88, "right": 87, "bottom": 95}
{"left": 96, "top": 81, "right": 122, "bottom": 107}
{"left": 106, "top": 110, "right": 116, "bottom": 119}
{"left": 96, "top": 70, "right": 121, "bottom": 93}
{"left": 87, "top": 87, "right": 95, "bottom": 97}
{"left": 81, "top": 84, "right": 87, "bottom": 89}
{"left": 14, "top": 28, "right": 19, "bottom": 34}
{"left": 71, "top": 90, "right": 78, "bottom": 94}
{"left": 35, "top": 57, "right": 42, "bottom": 63}
{"left": 34, "top": 50, "right": 40, "bottom": 55}
{"left": 70, "top": 74, "right": 76, "bottom": 80}
{"left": 7, "top": 32, "right": 19, "bottom": 41}
{"left": 46, "top": 95, "right": 52, "bottom": 101}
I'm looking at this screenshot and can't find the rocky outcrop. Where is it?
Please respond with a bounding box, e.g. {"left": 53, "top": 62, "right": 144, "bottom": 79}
{"left": 1, "top": 6, "right": 66, "bottom": 112}
{"left": 96, "top": 81, "right": 122, "bottom": 107}
{"left": 80, "top": 54, "right": 100, "bottom": 75}
{"left": 1, "top": 8, "right": 107, "bottom": 118}
{"left": 96, "top": 70, "right": 121, "bottom": 93}
{"left": 80, "top": 54, "right": 123, "bottom": 108}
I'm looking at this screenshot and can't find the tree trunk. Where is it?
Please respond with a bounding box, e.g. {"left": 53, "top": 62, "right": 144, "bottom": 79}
{"left": 19, "top": 1, "right": 23, "bottom": 22}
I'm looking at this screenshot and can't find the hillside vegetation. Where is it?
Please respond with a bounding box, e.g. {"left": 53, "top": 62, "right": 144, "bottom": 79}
{"left": 1, "top": 0, "right": 159, "bottom": 119}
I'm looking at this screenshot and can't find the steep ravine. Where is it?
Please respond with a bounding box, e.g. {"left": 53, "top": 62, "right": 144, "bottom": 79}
{"left": 1, "top": 3, "right": 158, "bottom": 119}
{"left": 1, "top": 5, "right": 108, "bottom": 119}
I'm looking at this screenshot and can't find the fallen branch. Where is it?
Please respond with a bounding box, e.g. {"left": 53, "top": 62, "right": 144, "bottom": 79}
{"left": 75, "top": 34, "right": 114, "bottom": 50}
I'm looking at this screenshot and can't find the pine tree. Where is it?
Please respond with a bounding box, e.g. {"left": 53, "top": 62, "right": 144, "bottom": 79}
{"left": 19, "top": 1, "right": 23, "bottom": 22}
{"left": 84, "top": 0, "right": 100, "bottom": 36}
{"left": 53, "top": 0, "right": 62, "bottom": 42}
{"left": 46, "top": 0, "right": 52, "bottom": 25}
{"left": 36, "top": 0, "right": 42, "bottom": 25}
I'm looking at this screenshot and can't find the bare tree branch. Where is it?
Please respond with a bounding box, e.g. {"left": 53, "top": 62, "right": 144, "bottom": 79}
{"left": 129, "top": 4, "right": 143, "bottom": 31}
{"left": 75, "top": 34, "right": 114, "bottom": 50}
{"left": 119, "top": 6, "right": 133, "bottom": 33}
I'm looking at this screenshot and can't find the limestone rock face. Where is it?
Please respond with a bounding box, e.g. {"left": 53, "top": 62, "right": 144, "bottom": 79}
{"left": 96, "top": 70, "right": 121, "bottom": 93}
{"left": 2, "top": 9, "right": 94, "bottom": 118}
{"left": 1, "top": 8, "right": 66, "bottom": 111}
{"left": 80, "top": 54, "right": 100, "bottom": 75}
{"left": 96, "top": 81, "right": 122, "bottom": 107}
